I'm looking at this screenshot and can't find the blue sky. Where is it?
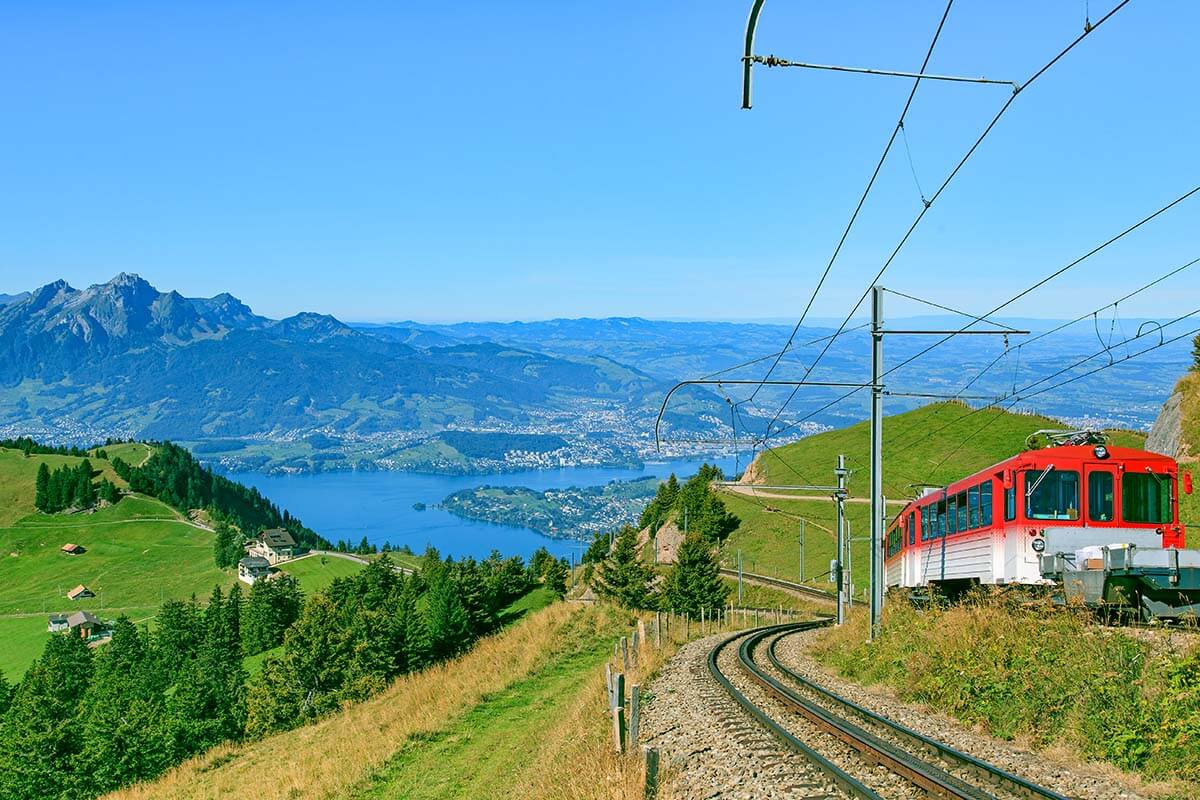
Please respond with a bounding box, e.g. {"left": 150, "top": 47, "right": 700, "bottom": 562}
{"left": 0, "top": 1, "right": 1196, "bottom": 323}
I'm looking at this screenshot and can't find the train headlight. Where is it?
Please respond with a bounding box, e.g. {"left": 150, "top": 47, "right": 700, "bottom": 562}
{"left": 1094, "top": 445, "right": 1110, "bottom": 459}
{"left": 1031, "top": 538, "right": 1046, "bottom": 553}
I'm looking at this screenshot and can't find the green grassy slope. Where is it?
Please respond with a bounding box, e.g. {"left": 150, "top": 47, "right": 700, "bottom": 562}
{"left": 752, "top": 401, "right": 1145, "bottom": 499}
{"left": 279, "top": 554, "right": 365, "bottom": 593}
{"left": 348, "top": 604, "right": 622, "bottom": 800}
{"left": 728, "top": 402, "right": 1148, "bottom": 583}
{"left": 0, "top": 446, "right": 132, "bottom": 526}
{"left": 0, "top": 446, "right": 232, "bottom": 678}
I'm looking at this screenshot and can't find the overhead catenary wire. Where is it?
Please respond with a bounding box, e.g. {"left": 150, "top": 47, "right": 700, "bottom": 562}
{"left": 744, "top": 0, "right": 957, "bottom": 406}
{"left": 755, "top": 0, "right": 1133, "bottom": 442}
{"left": 880, "top": 252, "right": 1200, "bottom": 460}
{"left": 763, "top": 182, "right": 1200, "bottom": 447}
{"left": 920, "top": 319, "right": 1200, "bottom": 479}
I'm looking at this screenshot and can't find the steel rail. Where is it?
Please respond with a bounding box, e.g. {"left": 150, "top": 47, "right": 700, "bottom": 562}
{"left": 764, "top": 633, "right": 1072, "bottom": 800}
{"left": 717, "top": 567, "right": 837, "bottom": 603}
{"left": 735, "top": 627, "right": 998, "bottom": 800}
{"left": 707, "top": 620, "right": 883, "bottom": 799}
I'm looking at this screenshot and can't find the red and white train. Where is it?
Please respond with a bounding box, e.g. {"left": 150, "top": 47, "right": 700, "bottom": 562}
{"left": 884, "top": 435, "right": 1190, "bottom": 594}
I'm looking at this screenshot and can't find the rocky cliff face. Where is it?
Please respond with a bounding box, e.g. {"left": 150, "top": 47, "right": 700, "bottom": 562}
{"left": 1146, "top": 388, "right": 1184, "bottom": 458}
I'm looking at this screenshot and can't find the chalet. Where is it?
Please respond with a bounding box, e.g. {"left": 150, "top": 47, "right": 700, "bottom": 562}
{"left": 47, "top": 613, "right": 69, "bottom": 633}
{"left": 238, "top": 555, "right": 272, "bottom": 585}
{"left": 247, "top": 528, "right": 299, "bottom": 565}
{"left": 60, "top": 543, "right": 86, "bottom": 555}
{"left": 66, "top": 611, "right": 104, "bottom": 639}
{"left": 67, "top": 584, "right": 94, "bottom": 601}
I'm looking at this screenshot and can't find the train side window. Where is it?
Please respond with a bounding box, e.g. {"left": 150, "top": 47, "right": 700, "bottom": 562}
{"left": 1005, "top": 484, "right": 1016, "bottom": 521}
{"left": 967, "top": 486, "right": 980, "bottom": 529}
{"left": 921, "top": 506, "right": 930, "bottom": 541}
{"left": 908, "top": 512, "right": 916, "bottom": 545}
{"left": 937, "top": 498, "right": 947, "bottom": 537}
{"left": 956, "top": 491, "right": 968, "bottom": 532}
{"left": 887, "top": 528, "right": 902, "bottom": 557}
{"left": 980, "top": 482, "right": 993, "bottom": 526}
{"left": 1088, "top": 472, "right": 1114, "bottom": 522}
{"left": 947, "top": 494, "right": 958, "bottom": 534}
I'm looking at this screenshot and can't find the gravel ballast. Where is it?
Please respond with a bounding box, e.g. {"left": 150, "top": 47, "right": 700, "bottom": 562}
{"left": 640, "top": 625, "right": 1157, "bottom": 800}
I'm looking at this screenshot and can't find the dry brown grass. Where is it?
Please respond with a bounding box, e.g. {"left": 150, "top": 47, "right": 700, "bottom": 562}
{"left": 105, "top": 602, "right": 581, "bottom": 800}
{"left": 520, "top": 606, "right": 801, "bottom": 800}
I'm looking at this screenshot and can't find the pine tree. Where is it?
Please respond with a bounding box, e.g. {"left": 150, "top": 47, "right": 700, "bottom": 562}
{"left": 663, "top": 533, "right": 730, "bottom": 615}
{"left": 1193, "top": 332, "right": 1200, "bottom": 370}
{"left": 592, "top": 525, "right": 654, "bottom": 609}
{"left": 0, "top": 671, "right": 11, "bottom": 717}
{"left": 34, "top": 463, "right": 50, "bottom": 512}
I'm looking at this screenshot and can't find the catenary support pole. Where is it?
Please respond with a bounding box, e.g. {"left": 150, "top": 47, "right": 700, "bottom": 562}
{"left": 835, "top": 455, "right": 847, "bottom": 625}
{"left": 870, "top": 285, "right": 885, "bottom": 640}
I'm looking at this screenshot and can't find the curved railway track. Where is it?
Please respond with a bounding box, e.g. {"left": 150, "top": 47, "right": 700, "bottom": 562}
{"left": 708, "top": 620, "right": 1072, "bottom": 800}
{"left": 717, "top": 568, "right": 837, "bottom": 603}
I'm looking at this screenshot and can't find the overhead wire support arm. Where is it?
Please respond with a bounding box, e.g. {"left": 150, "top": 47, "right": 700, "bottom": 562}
{"left": 654, "top": 378, "right": 870, "bottom": 450}
{"left": 745, "top": 55, "right": 1021, "bottom": 93}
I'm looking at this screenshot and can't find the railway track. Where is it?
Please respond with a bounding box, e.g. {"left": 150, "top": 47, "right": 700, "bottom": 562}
{"left": 709, "top": 620, "right": 1072, "bottom": 800}
{"left": 717, "top": 568, "right": 837, "bottom": 604}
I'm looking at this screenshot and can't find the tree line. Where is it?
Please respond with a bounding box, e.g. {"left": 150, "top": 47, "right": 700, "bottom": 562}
{"left": 110, "top": 441, "right": 330, "bottom": 551}
{"left": 583, "top": 466, "right": 737, "bottom": 615}
{"left": 33, "top": 460, "right": 122, "bottom": 514}
{"left": 0, "top": 548, "right": 567, "bottom": 800}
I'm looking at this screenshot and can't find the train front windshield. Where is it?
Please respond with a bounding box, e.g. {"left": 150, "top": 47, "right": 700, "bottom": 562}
{"left": 1024, "top": 469, "right": 1080, "bottom": 521}
{"left": 1123, "top": 472, "right": 1173, "bottom": 524}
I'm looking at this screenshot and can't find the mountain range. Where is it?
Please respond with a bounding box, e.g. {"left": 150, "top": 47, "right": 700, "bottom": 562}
{"left": 0, "top": 273, "right": 1192, "bottom": 473}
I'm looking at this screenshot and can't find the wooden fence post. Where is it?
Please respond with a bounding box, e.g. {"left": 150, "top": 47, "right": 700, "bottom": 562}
{"left": 612, "top": 672, "right": 626, "bottom": 753}
{"left": 631, "top": 628, "right": 639, "bottom": 666}
{"left": 654, "top": 613, "right": 661, "bottom": 648}
{"left": 643, "top": 746, "right": 660, "bottom": 799}
{"left": 605, "top": 662, "right": 614, "bottom": 709}
{"left": 629, "top": 684, "right": 641, "bottom": 747}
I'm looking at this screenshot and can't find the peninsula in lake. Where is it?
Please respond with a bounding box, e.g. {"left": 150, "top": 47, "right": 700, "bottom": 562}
{"left": 441, "top": 476, "right": 660, "bottom": 539}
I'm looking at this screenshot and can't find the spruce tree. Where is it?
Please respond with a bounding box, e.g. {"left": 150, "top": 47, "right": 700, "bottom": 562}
{"left": 76, "top": 618, "right": 172, "bottom": 795}
{"left": 592, "top": 525, "right": 654, "bottom": 609}
{"left": 544, "top": 557, "right": 569, "bottom": 596}
{"left": 425, "top": 570, "right": 471, "bottom": 660}
{"left": 213, "top": 522, "right": 235, "bottom": 568}
{"left": 34, "top": 463, "right": 50, "bottom": 512}
{"left": 0, "top": 633, "right": 93, "bottom": 800}
{"left": 399, "top": 576, "right": 431, "bottom": 672}
{"left": 663, "top": 533, "right": 730, "bottom": 616}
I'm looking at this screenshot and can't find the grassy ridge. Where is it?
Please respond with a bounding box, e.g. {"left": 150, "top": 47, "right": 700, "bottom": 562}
{"left": 751, "top": 401, "right": 1145, "bottom": 499}
{"left": 728, "top": 402, "right": 1147, "bottom": 582}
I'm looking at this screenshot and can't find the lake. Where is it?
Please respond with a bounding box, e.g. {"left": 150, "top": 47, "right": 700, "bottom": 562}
{"left": 234, "top": 457, "right": 737, "bottom": 563}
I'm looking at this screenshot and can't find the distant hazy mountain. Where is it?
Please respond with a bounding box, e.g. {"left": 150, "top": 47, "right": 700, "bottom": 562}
{"left": 1, "top": 275, "right": 1190, "bottom": 471}
{"left": 0, "top": 276, "right": 716, "bottom": 456}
